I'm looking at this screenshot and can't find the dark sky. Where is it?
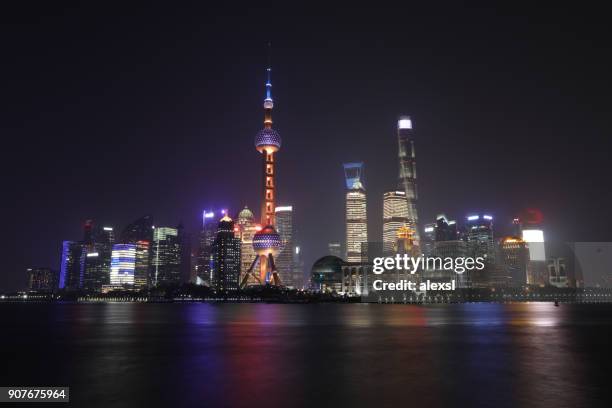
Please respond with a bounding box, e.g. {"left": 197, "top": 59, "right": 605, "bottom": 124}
{"left": 2, "top": 3, "right": 611, "bottom": 291}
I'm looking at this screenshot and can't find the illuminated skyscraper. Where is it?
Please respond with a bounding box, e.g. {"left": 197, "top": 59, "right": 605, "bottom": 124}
{"left": 434, "top": 215, "right": 459, "bottom": 241}
{"left": 500, "top": 237, "right": 529, "bottom": 287}
{"left": 83, "top": 226, "right": 114, "bottom": 291}
{"left": 382, "top": 190, "right": 409, "bottom": 255}
{"left": 421, "top": 224, "right": 436, "bottom": 256}
{"left": 120, "top": 215, "right": 154, "bottom": 289}
{"left": 466, "top": 214, "right": 495, "bottom": 259}
{"left": 275, "top": 206, "right": 296, "bottom": 287}
{"left": 426, "top": 215, "right": 468, "bottom": 287}
{"left": 134, "top": 240, "right": 150, "bottom": 288}
{"left": 465, "top": 214, "right": 495, "bottom": 287}
{"left": 59, "top": 241, "right": 85, "bottom": 290}
{"left": 513, "top": 209, "right": 548, "bottom": 285}
{"left": 397, "top": 116, "right": 419, "bottom": 240}
{"left": 293, "top": 244, "right": 304, "bottom": 289}
{"left": 241, "top": 48, "right": 283, "bottom": 287}
{"left": 211, "top": 215, "right": 242, "bottom": 292}
{"left": 110, "top": 243, "right": 136, "bottom": 286}
{"left": 196, "top": 210, "right": 218, "bottom": 286}
{"left": 344, "top": 162, "right": 368, "bottom": 262}
{"left": 236, "top": 206, "right": 257, "bottom": 280}
{"left": 151, "top": 227, "right": 182, "bottom": 286}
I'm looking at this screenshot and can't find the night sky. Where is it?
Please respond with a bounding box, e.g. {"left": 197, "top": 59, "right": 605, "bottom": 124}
{"left": 2, "top": 4, "right": 611, "bottom": 291}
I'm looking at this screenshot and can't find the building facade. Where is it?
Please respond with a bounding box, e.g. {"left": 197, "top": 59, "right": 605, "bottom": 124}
{"left": 500, "top": 237, "right": 529, "bottom": 287}
{"left": 211, "top": 215, "right": 242, "bottom": 292}
{"left": 196, "top": 210, "right": 218, "bottom": 286}
{"left": 151, "top": 227, "right": 182, "bottom": 286}
{"left": 60, "top": 240, "right": 85, "bottom": 290}
{"left": 397, "top": 116, "right": 419, "bottom": 240}
{"left": 382, "top": 190, "right": 409, "bottom": 255}
{"left": 344, "top": 162, "right": 368, "bottom": 262}
{"left": 235, "top": 207, "right": 258, "bottom": 285}
{"left": 110, "top": 243, "right": 136, "bottom": 286}
{"left": 83, "top": 226, "right": 114, "bottom": 291}
{"left": 275, "top": 206, "right": 297, "bottom": 287}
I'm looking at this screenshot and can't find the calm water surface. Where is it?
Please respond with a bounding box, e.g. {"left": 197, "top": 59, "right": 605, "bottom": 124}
{"left": 1, "top": 303, "right": 611, "bottom": 408}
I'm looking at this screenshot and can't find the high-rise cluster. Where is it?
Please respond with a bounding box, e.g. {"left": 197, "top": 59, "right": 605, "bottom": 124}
{"left": 58, "top": 217, "right": 188, "bottom": 293}
{"left": 342, "top": 116, "right": 419, "bottom": 264}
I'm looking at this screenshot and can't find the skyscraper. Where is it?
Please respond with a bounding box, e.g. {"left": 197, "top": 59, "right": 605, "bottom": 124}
{"left": 242, "top": 48, "right": 283, "bottom": 287}
{"left": 134, "top": 240, "right": 150, "bottom": 289}
{"left": 434, "top": 215, "right": 459, "bottom": 241}
{"left": 211, "top": 215, "right": 242, "bottom": 292}
{"left": 235, "top": 207, "right": 257, "bottom": 282}
{"left": 293, "top": 244, "right": 304, "bottom": 289}
{"left": 421, "top": 224, "right": 436, "bottom": 256}
{"left": 178, "top": 224, "right": 192, "bottom": 284}
{"left": 110, "top": 243, "right": 136, "bottom": 286}
{"left": 275, "top": 206, "right": 296, "bottom": 287}
{"left": 466, "top": 214, "right": 495, "bottom": 287}
{"left": 59, "top": 240, "right": 85, "bottom": 290}
{"left": 429, "top": 215, "right": 468, "bottom": 287}
{"left": 500, "top": 237, "right": 529, "bottom": 287}
{"left": 523, "top": 228, "right": 547, "bottom": 285}
{"left": 196, "top": 210, "right": 217, "bottom": 286}
{"left": 151, "top": 227, "right": 182, "bottom": 286}
{"left": 382, "top": 190, "right": 409, "bottom": 255}
{"left": 83, "top": 226, "right": 114, "bottom": 291}
{"left": 466, "top": 214, "right": 495, "bottom": 260}
{"left": 121, "top": 215, "right": 154, "bottom": 289}
{"left": 344, "top": 162, "right": 367, "bottom": 262}
{"left": 397, "top": 116, "right": 419, "bottom": 240}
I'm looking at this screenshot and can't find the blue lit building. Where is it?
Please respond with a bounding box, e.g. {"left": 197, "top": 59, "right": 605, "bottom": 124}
{"left": 60, "top": 240, "right": 85, "bottom": 290}
{"left": 110, "top": 243, "right": 136, "bottom": 286}
{"left": 197, "top": 210, "right": 222, "bottom": 286}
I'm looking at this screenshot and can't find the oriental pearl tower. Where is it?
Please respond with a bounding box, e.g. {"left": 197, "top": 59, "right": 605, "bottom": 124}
{"left": 240, "top": 48, "right": 283, "bottom": 288}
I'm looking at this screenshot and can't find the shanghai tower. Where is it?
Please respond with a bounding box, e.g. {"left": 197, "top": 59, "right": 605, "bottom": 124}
{"left": 397, "top": 115, "right": 419, "bottom": 240}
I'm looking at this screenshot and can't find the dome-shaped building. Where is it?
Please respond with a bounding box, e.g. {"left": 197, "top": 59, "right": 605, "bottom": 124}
{"left": 237, "top": 206, "right": 254, "bottom": 223}
{"left": 311, "top": 255, "right": 345, "bottom": 292}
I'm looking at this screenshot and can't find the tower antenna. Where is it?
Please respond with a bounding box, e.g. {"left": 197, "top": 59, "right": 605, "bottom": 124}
{"left": 266, "top": 42, "right": 272, "bottom": 102}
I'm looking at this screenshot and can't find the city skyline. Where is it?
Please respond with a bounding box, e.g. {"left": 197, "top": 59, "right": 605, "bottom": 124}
{"left": 3, "top": 5, "right": 612, "bottom": 291}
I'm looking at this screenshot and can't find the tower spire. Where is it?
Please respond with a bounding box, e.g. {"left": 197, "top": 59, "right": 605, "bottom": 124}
{"left": 264, "top": 42, "right": 273, "bottom": 128}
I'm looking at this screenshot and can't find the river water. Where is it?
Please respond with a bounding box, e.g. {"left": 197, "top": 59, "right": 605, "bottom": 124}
{"left": 1, "top": 302, "right": 610, "bottom": 407}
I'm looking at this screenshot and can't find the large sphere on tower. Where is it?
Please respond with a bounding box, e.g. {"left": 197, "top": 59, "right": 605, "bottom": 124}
{"left": 252, "top": 225, "right": 282, "bottom": 256}
{"left": 255, "top": 128, "right": 281, "bottom": 153}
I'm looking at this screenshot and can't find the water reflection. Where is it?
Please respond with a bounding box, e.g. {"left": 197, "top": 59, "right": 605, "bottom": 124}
{"left": 0, "top": 303, "right": 610, "bottom": 408}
